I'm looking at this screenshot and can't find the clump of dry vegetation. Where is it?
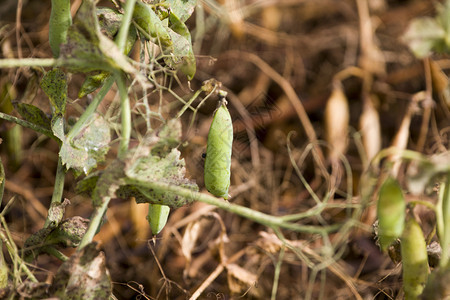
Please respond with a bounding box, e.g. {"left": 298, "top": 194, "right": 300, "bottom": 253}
{"left": 0, "top": 0, "right": 449, "bottom": 299}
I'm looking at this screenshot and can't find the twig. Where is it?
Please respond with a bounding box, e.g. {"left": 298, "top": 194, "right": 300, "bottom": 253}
{"left": 223, "top": 51, "right": 324, "bottom": 163}
{"left": 0, "top": 112, "right": 56, "bottom": 141}
{"left": 115, "top": 72, "right": 131, "bottom": 158}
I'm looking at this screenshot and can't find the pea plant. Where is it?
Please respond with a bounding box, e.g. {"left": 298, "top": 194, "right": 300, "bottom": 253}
{"left": 370, "top": 2, "right": 450, "bottom": 298}
{"left": 0, "top": 0, "right": 353, "bottom": 298}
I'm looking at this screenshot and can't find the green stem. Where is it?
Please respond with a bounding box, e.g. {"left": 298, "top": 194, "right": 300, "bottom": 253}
{"left": 78, "top": 197, "right": 110, "bottom": 250}
{"left": 44, "top": 158, "right": 66, "bottom": 228}
{"left": 271, "top": 245, "right": 285, "bottom": 300}
{"left": 115, "top": 72, "right": 131, "bottom": 158}
{"left": 0, "top": 58, "right": 56, "bottom": 68}
{"left": 408, "top": 200, "right": 436, "bottom": 212}
{"left": 0, "top": 157, "right": 4, "bottom": 205}
{"left": 0, "top": 217, "right": 37, "bottom": 282}
{"left": 125, "top": 178, "right": 341, "bottom": 234}
{"left": 115, "top": 0, "right": 136, "bottom": 53}
{"left": 67, "top": 76, "right": 114, "bottom": 140}
{"left": 45, "top": 246, "right": 69, "bottom": 261}
{"left": 438, "top": 172, "right": 450, "bottom": 268}
{"left": 0, "top": 112, "right": 57, "bottom": 141}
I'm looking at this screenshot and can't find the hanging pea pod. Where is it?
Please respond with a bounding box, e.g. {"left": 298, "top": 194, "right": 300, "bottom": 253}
{"left": 204, "top": 96, "right": 233, "bottom": 199}
{"left": 377, "top": 176, "right": 406, "bottom": 251}
{"left": 147, "top": 204, "right": 170, "bottom": 235}
{"left": 401, "top": 211, "right": 429, "bottom": 299}
{"left": 49, "top": 0, "right": 72, "bottom": 58}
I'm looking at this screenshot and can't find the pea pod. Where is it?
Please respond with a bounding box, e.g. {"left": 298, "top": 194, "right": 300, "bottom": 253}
{"left": 377, "top": 176, "right": 406, "bottom": 251}
{"left": 147, "top": 204, "right": 170, "bottom": 235}
{"left": 401, "top": 212, "right": 429, "bottom": 299}
{"left": 49, "top": 0, "right": 72, "bottom": 58}
{"left": 204, "top": 98, "right": 233, "bottom": 199}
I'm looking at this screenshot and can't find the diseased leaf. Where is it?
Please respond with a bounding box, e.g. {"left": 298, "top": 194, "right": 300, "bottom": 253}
{"left": 75, "top": 120, "right": 196, "bottom": 208}
{"left": 76, "top": 171, "right": 101, "bottom": 195}
{"left": 40, "top": 68, "right": 67, "bottom": 116}
{"left": 119, "top": 148, "right": 198, "bottom": 207}
{"left": 96, "top": 7, "right": 123, "bottom": 39}
{"left": 60, "top": 0, "right": 135, "bottom": 74}
{"left": 49, "top": 243, "right": 112, "bottom": 300}
{"left": 14, "top": 103, "right": 51, "bottom": 130}
{"left": 150, "top": 118, "right": 182, "bottom": 156}
{"left": 60, "top": 113, "right": 111, "bottom": 175}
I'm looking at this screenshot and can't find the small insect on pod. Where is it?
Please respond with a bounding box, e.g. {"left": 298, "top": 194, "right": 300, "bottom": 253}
{"left": 204, "top": 91, "right": 233, "bottom": 199}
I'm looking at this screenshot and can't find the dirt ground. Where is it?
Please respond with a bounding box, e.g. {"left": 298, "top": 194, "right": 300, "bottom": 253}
{"left": 0, "top": 0, "right": 449, "bottom": 299}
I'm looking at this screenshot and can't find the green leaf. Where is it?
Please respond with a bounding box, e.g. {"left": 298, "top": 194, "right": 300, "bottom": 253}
{"left": 164, "top": 26, "right": 196, "bottom": 80}
{"left": 168, "top": 11, "right": 196, "bottom": 79}
{"left": 406, "top": 151, "right": 450, "bottom": 195}
{"left": 59, "top": 113, "right": 111, "bottom": 175}
{"left": 403, "top": 17, "right": 446, "bottom": 58}
{"left": 14, "top": 103, "right": 51, "bottom": 130}
{"left": 166, "top": 0, "right": 197, "bottom": 23}
{"left": 40, "top": 68, "right": 68, "bottom": 116}
{"left": 133, "top": 1, "right": 173, "bottom": 47}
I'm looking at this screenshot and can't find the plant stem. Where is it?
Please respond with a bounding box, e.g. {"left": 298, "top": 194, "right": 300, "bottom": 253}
{"left": 0, "top": 112, "right": 56, "bottom": 141}
{"left": 115, "top": 72, "right": 131, "bottom": 158}
{"left": 44, "top": 158, "right": 66, "bottom": 228}
{"left": 45, "top": 246, "right": 69, "bottom": 261}
{"left": 0, "top": 216, "right": 37, "bottom": 282}
{"left": 125, "top": 178, "right": 341, "bottom": 234}
{"left": 0, "top": 157, "right": 4, "bottom": 205}
{"left": 67, "top": 76, "right": 114, "bottom": 140}
{"left": 78, "top": 197, "right": 110, "bottom": 250}
{"left": 115, "top": 0, "right": 136, "bottom": 53}
{"left": 0, "top": 58, "right": 56, "bottom": 68}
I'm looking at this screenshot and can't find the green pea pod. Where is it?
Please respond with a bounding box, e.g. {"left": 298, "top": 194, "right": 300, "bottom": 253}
{"left": 377, "top": 176, "right": 406, "bottom": 251}
{"left": 78, "top": 25, "right": 137, "bottom": 98}
{"left": 204, "top": 100, "right": 233, "bottom": 199}
{"left": 49, "top": 0, "right": 72, "bottom": 58}
{"left": 132, "top": 1, "right": 172, "bottom": 48}
{"left": 147, "top": 204, "right": 170, "bottom": 235}
{"left": 401, "top": 213, "right": 429, "bottom": 299}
